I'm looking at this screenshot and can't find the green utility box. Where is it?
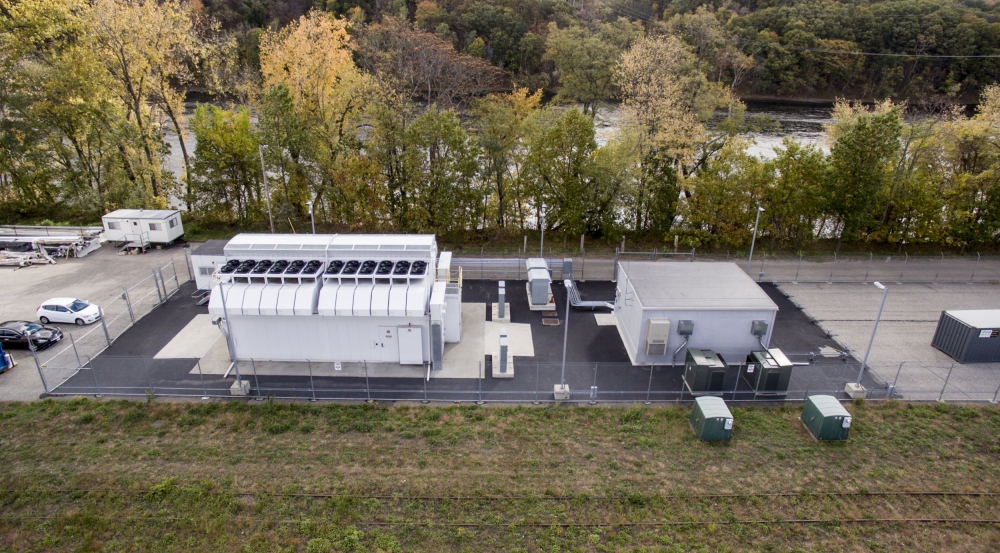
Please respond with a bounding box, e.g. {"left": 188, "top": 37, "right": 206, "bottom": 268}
{"left": 801, "top": 395, "right": 852, "bottom": 441}
{"left": 742, "top": 348, "right": 793, "bottom": 395}
{"left": 690, "top": 396, "right": 734, "bottom": 442}
{"left": 684, "top": 348, "right": 728, "bottom": 394}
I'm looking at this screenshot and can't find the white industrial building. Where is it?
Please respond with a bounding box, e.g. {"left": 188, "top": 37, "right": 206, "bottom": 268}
{"left": 102, "top": 209, "right": 184, "bottom": 246}
{"left": 207, "top": 234, "right": 462, "bottom": 367}
{"left": 614, "top": 262, "right": 778, "bottom": 366}
{"left": 190, "top": 240, "right": 229, "bottom": 291}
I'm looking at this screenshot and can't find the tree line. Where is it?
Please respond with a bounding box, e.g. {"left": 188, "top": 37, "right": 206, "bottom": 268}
{"left": 1, "top": 2, "right": 999, "bottom": 252}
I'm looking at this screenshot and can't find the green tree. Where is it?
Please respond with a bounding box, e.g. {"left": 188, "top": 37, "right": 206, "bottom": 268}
{"left": 190, "top": 104, "right": 261, "bottom": 225}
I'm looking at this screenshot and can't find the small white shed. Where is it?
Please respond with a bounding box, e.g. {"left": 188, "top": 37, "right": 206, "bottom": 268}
{"left": 190, "top": 239, "right": 229, "bottom": 291}
{"left": 614, "top": 262, "right": 778, "bottom": 366}
{"left": 102, "top": 209, "right": 184, "bottom": 245}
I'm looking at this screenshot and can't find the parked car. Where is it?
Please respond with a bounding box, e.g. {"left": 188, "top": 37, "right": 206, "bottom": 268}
{"left": 36, "top": 298, "right": 101, "bottom": 325}
{"left": 0, "top": 321, "right": 63, "bottom": 350}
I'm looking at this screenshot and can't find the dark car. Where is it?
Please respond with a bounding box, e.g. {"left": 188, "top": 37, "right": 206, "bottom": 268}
{"left": 0, "top": 320, "right": 63, "bottom": 350}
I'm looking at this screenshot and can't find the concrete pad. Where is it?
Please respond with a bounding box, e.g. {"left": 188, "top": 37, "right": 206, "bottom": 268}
{"left": 154, "top": 314, "right": 222, "bottom": 359}
{"left": 484, "top": 321, "right": 534, "bottom": 357}
{"left": 594, "top": 313, "right": 615, "bottom": 326}
{"left": 442, "top": 303, "right": 486, "bottom": 375}
{"left": 490, "top": 352, "right": 515, "bottom": 378}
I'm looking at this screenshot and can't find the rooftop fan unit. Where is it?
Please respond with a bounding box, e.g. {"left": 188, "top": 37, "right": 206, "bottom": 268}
{"left": 219, "top": 259, "right": 241, "bottom": 274}
{"left": 377, "top": 260, "right": 394, "bottom": 275}
{"left": 342, "top": 260, "right": 360, "bottom": 274}
{"left": 268, "top": 259, "right": 289, "bottom": 273}
{"left": 284, "top": 260, "right": 305, "bottom": 274}
{"left": 234, "top": 260, "right": 257, "bottom": 273}
{"left": 302, "top": 260, "right": 323, "bottom": 274}
{"left": 393, "top": 260, "right": 411, "bottom": 275}
{"left": 325, "top": 260, "right": 345, "bottom": 274}
{"left": 410, "top": 260, "right": 427, "bottom": 275}
{"left": 359, "top": 260, "right": 377, "bottom": 275}
{"left": 251, "top": 260, "right": 273, "bottom": 273}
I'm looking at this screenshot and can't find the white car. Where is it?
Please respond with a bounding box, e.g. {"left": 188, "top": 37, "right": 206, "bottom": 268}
{"left": 36, "top": 298, "right": 102, "bottom": 326}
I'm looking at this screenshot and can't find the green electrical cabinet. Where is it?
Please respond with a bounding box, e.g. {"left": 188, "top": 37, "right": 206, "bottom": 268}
{"left": 742, "top": 348, "right": 793, "bottom": 396}
{"left": 801, "top": 395, "right": 852, "bottom": 441}
{"left": 690, "top": 396, "right": 734, "bottom": 442}
{"left": 683, "top": 348, "right": 728, "bottom": 394}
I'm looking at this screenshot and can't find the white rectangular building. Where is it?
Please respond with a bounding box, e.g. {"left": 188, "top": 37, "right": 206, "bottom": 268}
{"left": 190, "top": 240, "right": 229, "bottom": 291}
{"left": 614, "top": 262, "right": 778, "bottom": 366}
{"left": 208, "top": 234, "right": 458, "bottom": 366}
{"left": 102, "top": 209, "right": 184, "bottom": 245}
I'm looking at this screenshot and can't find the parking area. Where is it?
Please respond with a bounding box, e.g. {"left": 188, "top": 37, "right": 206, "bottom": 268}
{"left": 0, "top": 244, "right": 190, "bottom": 400}
{"left": 779, "top": 282, "right": 1000, "bottom": 401}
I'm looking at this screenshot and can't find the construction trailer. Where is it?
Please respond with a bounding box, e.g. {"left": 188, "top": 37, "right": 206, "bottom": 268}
{"left": 207, "top": 234, "right": 462, "bottom": 367}
{"left": 190, "top": 240, "right": 229, "bottom": 291}
{"left": 613, "top": 262, "right": 778, "bottom": 366}
{"left": 102, "top": 209, "right": 184, "bottom": 249}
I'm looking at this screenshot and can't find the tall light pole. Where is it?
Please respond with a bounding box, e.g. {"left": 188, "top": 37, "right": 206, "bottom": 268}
{"left": 306, "top": 200, "right": 315, "bottom": 234}
{"left": 539, "top": 202, "right": 546, "bottom": 258}
{"left": 560, "top": 280, "right": 571, "bottom": 388}
{"left": 258, "top": 144, "right": 274, "bottom": 233}
{"left": 747, "top": 206, "right": 765, "bottom": 273}
{"left": 858, "top": 281, "right": 888, "bottom": 384}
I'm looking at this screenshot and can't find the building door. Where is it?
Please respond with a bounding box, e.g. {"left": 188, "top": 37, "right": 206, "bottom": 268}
{"left": 377, "top": 326, "right": 398, "bottom": 362}
{"left": 398, "top": 327, "right": 423, "bottom": 365}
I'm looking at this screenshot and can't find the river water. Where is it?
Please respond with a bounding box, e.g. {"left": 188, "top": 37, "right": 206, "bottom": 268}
{"left": 162, "top": 100, "right": 833, "bottom": 209}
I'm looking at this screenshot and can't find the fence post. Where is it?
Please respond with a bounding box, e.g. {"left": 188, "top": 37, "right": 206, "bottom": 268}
{"left": 645, "top": 364, "right": 654, "bottom": 404}
{"left": 358, "top": 360, "right": 368, "bottom": 402}
{"left": 158, "top": 267, "right": 168, "bottom": 297}
{"left": 795, "top": 252, "right": 802, "bottom": 282}
{"left": 864, "top": 252, "right": 872, "bottom": 283}
{"left": 890, "top": 361, "right": 904, "bottom": 398}
{"left": 422, "top": 372, "right": 429, "bottom": 404}
{"left": 141, "top": 355, "right": 154, "bottom": 397}
{"left": 197, "top": 359, "right": 208, "bottom": 399}
{"left": 939, "top": 363, "right": 955, "bottom": 402}
{"left": 477, "top": 361, "right": 483, "bottom": 405}
{"left": 899, "top": 253, "right": 907, "bottom": 282}
{"left": 183, "top": 246, "right": 194, "bottom": 281}
{"left": 69, "top": 332, "right": 82, "bottom": 368}
{"left": 828, "top": 251, "right": 836, "bottom": 283}
{"left": 757, "top": 254, "right": 765, "bottom": 282}
{"left": 171, "top": 259, "right": 180, "bottom": 289}
{"left": 613, "top": 248, "right": 619, "bottom": 282}
{"left": 992, "top": 380, "right": 1000, "bottom": 403}
{"left": 27, "top": 339, "right": 48, "bottom": 395}
{"left": 690, "top": 248, "right": 695, "bottom": 262}
{"left": 533, "top": 363, "right": 540, "bottom": 404}
{"left": 87, "top": 355, "right": 101, "bottom": 397}
{"left": 99, "top": 309, "right": 112, "bottom": 347}
{"left": 934, "top": 252, "right": 944, "bottom": 283}
{"left": 122, "top": 287, "right": 135, "bottom": 324}
{"left": 152, "top": 270, "right": 163, "bottom": 304}
{"left": 971, "top": 252, "right": 981, "bottom": 282}
{"left": 307, "top": 359, "right": 317, "bottom": 401}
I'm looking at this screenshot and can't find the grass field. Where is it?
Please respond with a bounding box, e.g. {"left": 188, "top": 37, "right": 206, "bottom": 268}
{"left": 1, "top": 399, "right": 1000, "bottom": 552}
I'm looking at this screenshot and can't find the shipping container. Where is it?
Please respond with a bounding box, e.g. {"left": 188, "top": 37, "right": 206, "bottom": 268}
{"left": 931, "top": 310, "right": 1000, "bottom": 364}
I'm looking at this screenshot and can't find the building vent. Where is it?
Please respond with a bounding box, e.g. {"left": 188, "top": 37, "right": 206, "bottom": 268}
{"left": 645, "top": 318, "right": 670, "bottom": 356}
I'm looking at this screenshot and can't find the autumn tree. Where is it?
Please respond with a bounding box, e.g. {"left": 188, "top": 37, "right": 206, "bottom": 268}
{"left": 190, "top": 104, "right": 260, "bottom": 224}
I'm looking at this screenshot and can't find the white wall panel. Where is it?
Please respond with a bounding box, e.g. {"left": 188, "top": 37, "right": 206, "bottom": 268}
{"left": 371, "top": 285, "right": 391, "bottom": 317}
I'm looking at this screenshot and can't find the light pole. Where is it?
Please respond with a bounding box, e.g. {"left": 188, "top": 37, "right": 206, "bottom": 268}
{"left": 539, "top": 202, "right": 546, "bottom": 258}
{"left": 258, "top": 144, "right": 274, "bottom": 233}
{"left": 858, "top": 281, "right": 888, "bottom": 384}
{"left": 747, "top": 206, "right": 764, "bottom": 273}
{"left": 306, "top": 200, "right": 315, "bottom": 234}
{"left": 559, "top": 280, "right": 572, "bottom": 393}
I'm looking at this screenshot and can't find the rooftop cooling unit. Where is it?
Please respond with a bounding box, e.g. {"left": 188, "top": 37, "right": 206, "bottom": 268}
{"left": 234, "top": 260, "right": 257, "bottom": 273}
{"left": 325, "top": 260, "right": 345, "bottom": 274}
{"left": 394, "top": 260, "right": 411, "bottom": 275}
{"left": 645, "top": 318, "right": 671, "bottom": 356}
{"left": 302, "top": 260, "right": 323, "bottom": 274}
{"left": 219, "top": 259, "right": 240, "bottom": 274}
{"left": 359, "top": 260, "right": 377, "bottom": 275}
{"left": 410, "top": 260, "right": 427, "bottom": 275}
{"left": 342, "top": 260, "right": 360, "bottom": 274}
{"left": 251, "top": 260, "right": 273, "bottom": 273}
{"left": 284, "top": 260, "right": 305, "bottom": 274}
{"left": 377, "top": 260, "right": 394, "bottom": 275}
{"left": 268, "top": 259, "right": 289, "bottom": 273}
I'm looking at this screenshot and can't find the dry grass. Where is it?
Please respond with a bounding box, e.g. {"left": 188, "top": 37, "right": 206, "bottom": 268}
{"left": 1, "top": 399, "right": 1000, "bottom": 552}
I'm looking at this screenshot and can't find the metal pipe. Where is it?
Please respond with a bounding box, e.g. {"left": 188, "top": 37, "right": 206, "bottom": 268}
{"left": 539, "top": 203, "right": 546, "bottom": 257}
{"left": 857, "top": 282, "right": 889, "bottom": 384}
{"left": 672, "top": 338, "right": 689, "bottom": 368}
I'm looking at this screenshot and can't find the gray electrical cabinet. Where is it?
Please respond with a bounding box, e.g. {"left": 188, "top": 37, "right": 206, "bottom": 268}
{"left": 931, "top": 310, "right": 1000, "bottom": 363}
{"left": 683, "top": 348, "right": 728, "bottom": 394}
{"left": 742, "top": 348, "right": 793, "bottom": 395}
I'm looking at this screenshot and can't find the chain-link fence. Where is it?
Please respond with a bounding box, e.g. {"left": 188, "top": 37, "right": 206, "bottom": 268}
{"left": 450, "top": 251, "right": 1000, "bottom": 284}
{"left": 48, "top": 352, "right": 932, "bottom": 404}
{"left": 31, "top": 258, "right": 190, "bottom": 392}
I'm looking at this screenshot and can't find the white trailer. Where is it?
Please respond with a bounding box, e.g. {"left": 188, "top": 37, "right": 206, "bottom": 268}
{"left": 208, "top": 234, "right": 457, "bottom": 367}
{"left": 102, "top": 209, "right": 184, "bottom": 248}
{"left": 614, "top": 262, "right": 778, "bottom": 366}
